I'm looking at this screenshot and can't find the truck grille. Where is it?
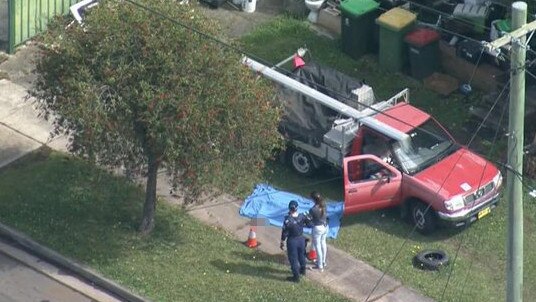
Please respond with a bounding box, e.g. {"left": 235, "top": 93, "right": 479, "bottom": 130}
{"left": 464, "top": 182, "right": 495, "bottom": 206}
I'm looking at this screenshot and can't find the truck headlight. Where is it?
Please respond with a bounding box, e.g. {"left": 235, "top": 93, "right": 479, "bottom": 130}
{"left": 492, "top": 171, "right": 502, "bottom": 188}
{"left": 444, "top": 195, "right": 465, "bottom": 211}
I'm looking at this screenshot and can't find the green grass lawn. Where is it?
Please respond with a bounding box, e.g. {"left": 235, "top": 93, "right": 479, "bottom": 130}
{"left": 0, "top": 149, "right": 350, "bottom": 302}
{"left": 246, "top": 17, "right": 536, "bottom": 302}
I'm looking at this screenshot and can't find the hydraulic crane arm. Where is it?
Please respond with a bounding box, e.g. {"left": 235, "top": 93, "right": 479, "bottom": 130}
{"left": 242, "top": 56, "right": 412, "bottom": 149}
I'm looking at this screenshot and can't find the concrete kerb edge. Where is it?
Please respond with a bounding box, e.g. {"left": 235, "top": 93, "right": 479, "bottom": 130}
{"left": 0, "top": 222, "right": 150, "bottom": 302}
{"left": 0, "top": 148, "right": 34, "bottom": 169}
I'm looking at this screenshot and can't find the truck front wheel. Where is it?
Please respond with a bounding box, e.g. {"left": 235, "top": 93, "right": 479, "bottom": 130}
{"left": 289, "top": 149, "right": 316, "bottom": 176}
{"left": 411, "top": 201, "right": 436, "bottom": 234}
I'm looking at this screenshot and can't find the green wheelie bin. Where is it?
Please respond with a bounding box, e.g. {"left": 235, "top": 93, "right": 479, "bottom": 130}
{"left": 376, "top": 7, "right": 416, "bottom": 72}
{"left": 340, "top": 0, "right": 380, "bottom": 60}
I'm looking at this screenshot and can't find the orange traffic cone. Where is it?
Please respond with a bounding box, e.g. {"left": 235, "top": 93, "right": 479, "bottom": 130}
{"left": 307, "top": 245, "right": 317, "bottom": 261}
{"left": 245, "top": 228, "right": 259, "bottom": 248}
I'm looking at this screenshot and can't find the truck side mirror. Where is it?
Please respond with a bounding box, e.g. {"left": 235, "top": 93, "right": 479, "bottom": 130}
{"left": 381, "top": 173, "right": 391, "bottom": 183}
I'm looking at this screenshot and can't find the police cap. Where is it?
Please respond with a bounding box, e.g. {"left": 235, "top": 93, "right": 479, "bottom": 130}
{"left": 288, "top": 200, "right": 299, "bottom": 211}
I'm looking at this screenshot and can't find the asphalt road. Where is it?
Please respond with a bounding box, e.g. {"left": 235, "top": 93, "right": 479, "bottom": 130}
{"left": 0, "top": 251, "right": 93, "bottom": 302}
{"left": 0, "top": 236, "right": 124, "bottom": 302}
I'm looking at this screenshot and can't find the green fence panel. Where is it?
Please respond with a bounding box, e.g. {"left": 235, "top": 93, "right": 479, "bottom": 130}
{"left": 8, "top": 0, "right": 81, "bottom": 53}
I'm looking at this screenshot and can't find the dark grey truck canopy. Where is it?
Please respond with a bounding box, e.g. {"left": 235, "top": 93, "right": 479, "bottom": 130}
{"left": 277, "top": 61, "right": 375, "bottom": 146}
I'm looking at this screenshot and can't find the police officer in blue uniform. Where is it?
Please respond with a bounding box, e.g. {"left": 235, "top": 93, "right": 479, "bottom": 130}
{"left": 280, "top": 200, "right": 309, "bottom": 283}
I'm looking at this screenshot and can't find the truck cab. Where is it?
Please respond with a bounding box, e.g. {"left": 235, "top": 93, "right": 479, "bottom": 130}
{"left": 343, "top": 103, "right": 502, "bottom": 233}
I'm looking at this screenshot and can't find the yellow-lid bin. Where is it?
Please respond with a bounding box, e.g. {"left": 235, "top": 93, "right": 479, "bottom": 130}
{"left": 376, "top": 7, "right": 416, "bottom": 31}
{"left": 376, "top": 8, "right": 417, "bottom": 72}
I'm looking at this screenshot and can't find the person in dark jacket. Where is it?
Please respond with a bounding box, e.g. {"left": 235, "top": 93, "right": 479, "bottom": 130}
{"left": 280, "top": 200, "right": 308, "bottom": 282}
{"left": 309, "top": 191, "right": 328, "bottom": 272}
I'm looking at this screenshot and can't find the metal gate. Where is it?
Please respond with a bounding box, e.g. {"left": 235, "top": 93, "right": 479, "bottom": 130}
{"left": 8, "top": 0, "right": 80, "bottom": 53}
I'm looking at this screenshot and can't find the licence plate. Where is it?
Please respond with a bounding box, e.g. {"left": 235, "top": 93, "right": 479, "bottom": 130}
{"left": 478, "top": 207, "right": 491, "bottom": 219}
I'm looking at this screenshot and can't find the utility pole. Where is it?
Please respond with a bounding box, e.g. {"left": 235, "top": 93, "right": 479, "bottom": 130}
{"left": 507, "top": 3, "right": 526, "bottom": 301}
{"left": 506, "top": 3, "right": 526, "bottom": 301}
{"left": 484, "top": 2, "right": 533, "bottom": 301}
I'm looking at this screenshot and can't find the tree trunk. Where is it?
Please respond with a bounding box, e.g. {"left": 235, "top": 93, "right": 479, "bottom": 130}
{"left": 139, "top": 155, "right": 159, "bottom": 235}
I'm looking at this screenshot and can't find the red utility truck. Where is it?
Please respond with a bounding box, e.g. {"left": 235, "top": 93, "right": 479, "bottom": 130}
{"left": 243, "top": 53, "right": 502, "bottom": 234}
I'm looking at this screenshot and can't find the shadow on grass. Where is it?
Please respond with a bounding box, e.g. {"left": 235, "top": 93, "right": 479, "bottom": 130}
{"left": 340, "top": 208, "right": 465, "bottom": 243}
{"left": 210, "top": 259, "right": 288, "bottom": 281}
{"left": 231, "top": 250, "right": 288, "bottom": 265}
{"left": 208, "top": 249, "right": 290, "bottom": 282}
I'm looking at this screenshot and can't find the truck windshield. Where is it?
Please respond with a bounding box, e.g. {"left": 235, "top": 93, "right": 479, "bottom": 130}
{"left": 391, "top": 119, "right": 459, "bottom": 175}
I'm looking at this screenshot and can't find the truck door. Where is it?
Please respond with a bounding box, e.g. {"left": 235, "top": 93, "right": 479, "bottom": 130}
{"left": 343, "top": 155, "right": 402, "bottom": 215}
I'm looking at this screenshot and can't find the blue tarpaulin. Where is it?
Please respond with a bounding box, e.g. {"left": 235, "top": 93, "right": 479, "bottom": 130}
{"left": 239, "top": 184, "right": 344, "bottom": 238}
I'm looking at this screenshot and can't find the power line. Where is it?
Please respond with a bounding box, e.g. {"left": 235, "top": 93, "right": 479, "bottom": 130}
{"left": 121, "top": 0, "right": 479, "bottom": 143}
{"left": 388, "top": 0, "right": 536, "bottom": 61}
{"left": 402, "top": 0, "right": 493, "bottom": 33}
{"left": 441, "top": 78, "right": 510, "bottom": 301}
{"left": 120, "top": 0, "right": 523, "bottom": 203}
{"left": 496, "top": 161, "right": 536, "bottom": 194}
{"left": 108, "top": 3, "right": 523, "bottom": 299}
{"left": 378, "top": 2, "right": 536, "bottom": 69}
{"left": 516, "top": 172, "right": 536, "bottom": 196}
{"left": 121, "top": 0, "right": 276, "bottom": 70}
{"left": 439, "top": 58, "right": 505, "bottom": 301}
{"left": 146, "top": 145, "right": 344, "bottom": 199}
{"left": 453, "top": 82, "right": 535, "bottom": 301}
{"left": 121, "top": 0, "right": 513, "bottom": 251}
{"left": 525, "top": 66, "right": 536, "bottom": 82}
{"left": 467, "top": 79, "right": 510, "bottom": 147}
{"left": 116, "top": 2, "right": 485, "bottom": 215}
{"left": 116, "top": 0, "right": 536, "bottom": 299}
{"left": 440, "top": 55, "right": 494, "bottom": 298}
{"left": 375, "top": 2, "right": 488, "bottom": 43}
{"left": 364, "top": 79, "right": 510, "bottom": 302}
{"left": 121, "top": 0, "right": 528, "bottom": 163}
{"left": 120, "top": 0, "right": 410, "bottom": 128}
{"left": 364, "top": 147, "right": 464, "bottom": 300}
{"left": 466, "top": 47, "right": 486, "bottom": 89}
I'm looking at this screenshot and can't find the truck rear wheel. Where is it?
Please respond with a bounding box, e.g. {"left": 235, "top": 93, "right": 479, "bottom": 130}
{"left": 288, "top": 149, "right": 316, "bottom": 176}
{"left": 411, "top": 201, "right": 436, "bottom": 234}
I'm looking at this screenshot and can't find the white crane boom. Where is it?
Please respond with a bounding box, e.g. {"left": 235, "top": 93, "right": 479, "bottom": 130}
{"left": 242, "top": 56, "right": 411, "bottom": 146}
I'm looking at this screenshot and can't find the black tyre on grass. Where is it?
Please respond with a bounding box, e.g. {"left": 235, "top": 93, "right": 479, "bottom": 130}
{"left": 413, "top": 250, "right": 449, "bottom": 270}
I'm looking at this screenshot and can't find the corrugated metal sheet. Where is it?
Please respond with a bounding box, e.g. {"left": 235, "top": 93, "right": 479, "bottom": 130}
{"left": 8, "top": 0, "right": 80, "bottom": 53}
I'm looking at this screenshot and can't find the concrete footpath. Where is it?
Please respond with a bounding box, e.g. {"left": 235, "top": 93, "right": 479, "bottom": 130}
{"left": 179, "top": 195, "right": 434, "bottom": 302}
